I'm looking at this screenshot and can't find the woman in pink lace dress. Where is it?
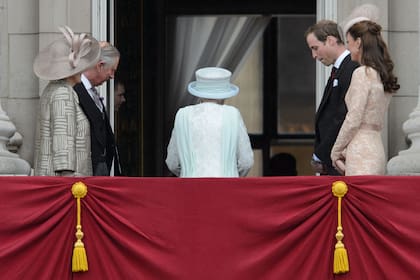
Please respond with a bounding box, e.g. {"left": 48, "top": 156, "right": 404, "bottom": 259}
{"left": 330, "top": 20, "right": 400, "bottom": 175}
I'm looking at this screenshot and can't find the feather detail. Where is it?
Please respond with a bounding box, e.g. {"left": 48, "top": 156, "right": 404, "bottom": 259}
{"left": 58, "top": 26, "right": 90, "bottom": 69}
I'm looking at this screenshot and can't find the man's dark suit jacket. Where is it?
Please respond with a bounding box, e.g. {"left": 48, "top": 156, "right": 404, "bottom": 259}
{"left": 314, "top": 54, "right": 359, "bottom": 175}
{"left": 73, "top": 83, "right": 121, "bottom": 176}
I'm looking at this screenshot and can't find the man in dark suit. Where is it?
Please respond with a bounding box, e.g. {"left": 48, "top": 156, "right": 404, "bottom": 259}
{"left": 305, "top": 20, "right": 359, "bottom": 175}
{"left": 73, "top": 42, "right": 122, "bottom": 176}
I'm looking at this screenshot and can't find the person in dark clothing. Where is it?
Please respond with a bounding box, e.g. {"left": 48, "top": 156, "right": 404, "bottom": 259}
{"left": 73, "top": 42, "right": 122, "bottom": 176}
{"left": 305, "top": 20, "right": 359, "bottom": 175}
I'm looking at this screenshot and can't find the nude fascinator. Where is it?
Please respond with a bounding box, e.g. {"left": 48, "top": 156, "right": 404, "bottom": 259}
{"left": 341, "top": 4, "right": 380, "bottom": 36}
{"left": 33, "top": 26, "right": 100, "bottom": 80}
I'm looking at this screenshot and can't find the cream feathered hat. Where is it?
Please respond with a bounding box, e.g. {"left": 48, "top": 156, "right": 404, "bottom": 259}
{"left": 33, "top": 26, "right": 100, "bottom": 80}
{"left": 341, "top": 4, "right": 380, "bottom": 36}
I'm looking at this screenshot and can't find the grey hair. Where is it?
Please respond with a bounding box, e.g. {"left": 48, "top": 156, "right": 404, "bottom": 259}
{"left": 100, "top": 43, "right": 120, "bottom": 68}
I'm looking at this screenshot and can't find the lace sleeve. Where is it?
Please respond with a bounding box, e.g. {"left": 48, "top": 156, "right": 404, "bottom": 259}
{"left": 331, "top": 67, "right": 370, "bottom": 162}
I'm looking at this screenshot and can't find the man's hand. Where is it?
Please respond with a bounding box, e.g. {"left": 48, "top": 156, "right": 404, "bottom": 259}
{"left": 311, "top": 159, "right": 326, "bottom": 175}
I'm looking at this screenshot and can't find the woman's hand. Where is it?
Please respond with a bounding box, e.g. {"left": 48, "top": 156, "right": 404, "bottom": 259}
{"left": 334, "top": 159, "right": 345, "bottom": 175}
{"left": 331, "top": 148, "right": 346, "bottom": 175}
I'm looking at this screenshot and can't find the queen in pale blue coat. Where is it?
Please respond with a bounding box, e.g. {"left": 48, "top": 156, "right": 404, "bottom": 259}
{"left": 166, "top": 67, "right": 254, "bottom": 177}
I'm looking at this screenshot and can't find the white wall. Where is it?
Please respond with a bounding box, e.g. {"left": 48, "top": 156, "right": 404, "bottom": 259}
{"left": 388, "top": 0, "right": 419, "bottom": 157}
{"left": 0, "top": 0, "right": 92, "bottom": 166}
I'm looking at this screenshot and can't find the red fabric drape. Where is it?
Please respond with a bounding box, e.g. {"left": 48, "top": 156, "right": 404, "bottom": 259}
{"left": 1, "top": 176, "right": 419, "bottom": 279}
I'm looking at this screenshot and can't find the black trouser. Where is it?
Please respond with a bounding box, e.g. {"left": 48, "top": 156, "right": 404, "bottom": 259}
{"left": 324, "top": 164, "right": 341, "bottom": 176}
{"left": 93, "top": 161, "right": 109, "bottom": 176}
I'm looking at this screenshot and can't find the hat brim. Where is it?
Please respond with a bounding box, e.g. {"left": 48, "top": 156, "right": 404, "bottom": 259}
{"left": 188, "top": 82, "right": 239, "bottom": 99}
{"left": 33, "top": 37, "right": 100, "bottom": 81}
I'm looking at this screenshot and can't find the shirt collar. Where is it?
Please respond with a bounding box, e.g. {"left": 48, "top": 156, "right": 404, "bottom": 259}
{"left": 334, "top": 49, "right": 350, "bottom": 69}
{"left": 81, "top": 74, "right": 94, "bottom": 91}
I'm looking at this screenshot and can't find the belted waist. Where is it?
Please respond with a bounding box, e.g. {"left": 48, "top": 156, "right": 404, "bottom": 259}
{"left": 360, "top": 123, "right": 381, "bottom": 131}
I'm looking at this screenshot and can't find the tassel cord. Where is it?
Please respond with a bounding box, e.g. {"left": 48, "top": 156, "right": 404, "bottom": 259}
{"left": 337, "top": 196, "right": 342, "bottom": 228}
{"left": 332, "top": 181, "right": 349, "bottom": 275}
{"left": 71, "top": 182, "right": 88, "bottom": 272}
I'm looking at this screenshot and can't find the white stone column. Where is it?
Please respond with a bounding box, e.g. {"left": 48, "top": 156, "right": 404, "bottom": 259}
{"left": 0, "top": 107, "right": 31, "bottom": 175}
{"left": 387, "top": 90, "right": 420, "bottom": 175}
{"left": 0, "top": 0, "right": 31, "bottom": 175}
{"left": 386, "top": 0, "right": 420, "bottom": 175}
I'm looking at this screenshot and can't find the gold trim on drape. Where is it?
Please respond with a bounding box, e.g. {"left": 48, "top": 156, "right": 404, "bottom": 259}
{"left": 332, "top": 181, "right": 349, "bottom": 274}
{"left": 71, "top": 182, "right": 88, "bottom": 272}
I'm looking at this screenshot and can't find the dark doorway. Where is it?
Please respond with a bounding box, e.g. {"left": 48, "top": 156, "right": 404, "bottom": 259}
{"left": 114, "top": 0, "right": 316, "bottom": 176}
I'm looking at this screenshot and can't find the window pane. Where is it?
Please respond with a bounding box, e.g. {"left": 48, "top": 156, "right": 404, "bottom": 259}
{"left": 277, "top": 15, "right": 316, "bottom": 134}
{"left": 229, "top": 38, "right": 263, "bottom": 134}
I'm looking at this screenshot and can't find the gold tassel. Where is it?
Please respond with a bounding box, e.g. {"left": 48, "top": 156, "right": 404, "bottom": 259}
{"left": 332, "top": 181, "right": 349, "bottom": 274}
{"left": 71, "top": 182, "right": 88, "bottom": 272}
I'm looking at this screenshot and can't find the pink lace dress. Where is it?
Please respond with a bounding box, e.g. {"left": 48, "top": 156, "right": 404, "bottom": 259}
{"left": 331, "top": 66, "right": 392, "bottom": 175}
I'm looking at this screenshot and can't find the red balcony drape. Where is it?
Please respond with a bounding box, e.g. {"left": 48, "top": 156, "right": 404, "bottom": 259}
{"left": 1, "top": 176, "right": 419, "bottom": 279}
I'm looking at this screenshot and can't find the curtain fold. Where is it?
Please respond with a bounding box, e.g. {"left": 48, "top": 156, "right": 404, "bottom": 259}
{"left": 1, "top": 176, "right": 420, "bottom": 279}
{"left": 165, "top": 15, "right": 272, "bottom": 138}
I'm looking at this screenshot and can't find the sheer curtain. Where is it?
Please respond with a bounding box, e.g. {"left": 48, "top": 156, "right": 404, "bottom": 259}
{"left": 165, "top": 15, "right": 271, "bottom": 137}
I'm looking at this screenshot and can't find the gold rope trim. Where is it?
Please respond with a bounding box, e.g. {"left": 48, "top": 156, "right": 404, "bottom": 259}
{"left": 71, "top": 182, "right": 88, "bottom": 272}
{"left": 332, "top": 181, "right": 349, "bottom": 274}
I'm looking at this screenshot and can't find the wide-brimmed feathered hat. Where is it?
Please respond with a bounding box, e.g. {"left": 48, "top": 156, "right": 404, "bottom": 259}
{"left": 188, "top": 67, "right": 239, "bottom": 99}
{"left": 33, "top": 26, "right": 100, "bottom": 80}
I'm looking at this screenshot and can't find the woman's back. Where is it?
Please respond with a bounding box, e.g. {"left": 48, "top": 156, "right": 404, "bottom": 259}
{"left": 188, "top": 103, "right": 226, "bottom": 176}
{"left": 166, "top": 66, "right": 254, "bottom": 177}
{"left": 166, "top": 103, "right": 253, "bottom": 177}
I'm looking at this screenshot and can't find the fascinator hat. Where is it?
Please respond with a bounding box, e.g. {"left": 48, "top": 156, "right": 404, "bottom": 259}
{"left": 341, "top": 4, "right": 380, "bottom": 35}
{"left": 33, "top": 26, "right": 100, "bottom": 80}
{"left": 188, "top": 67, "right": 239, "bottom": 99}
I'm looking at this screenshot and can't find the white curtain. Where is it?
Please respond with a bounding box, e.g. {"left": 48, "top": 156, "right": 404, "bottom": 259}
{"left": 165, "top": 15, "right": 272, "bottom": 135}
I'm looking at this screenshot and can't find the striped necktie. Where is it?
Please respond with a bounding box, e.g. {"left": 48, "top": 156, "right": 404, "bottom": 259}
{"left": 91, "top": 87, "right": 103, "bottom": 111}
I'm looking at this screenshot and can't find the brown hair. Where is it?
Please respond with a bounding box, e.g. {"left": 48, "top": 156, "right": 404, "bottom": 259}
{"left": 348, "top": 20, "right": 400, "bottom": 93}
{"left": 304, "top": 20, "right": 344, "bottom": 45}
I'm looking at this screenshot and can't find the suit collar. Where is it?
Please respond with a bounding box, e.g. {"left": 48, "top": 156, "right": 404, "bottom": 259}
{"left": 315, "top": 55, "right": 352, "bottom": 121}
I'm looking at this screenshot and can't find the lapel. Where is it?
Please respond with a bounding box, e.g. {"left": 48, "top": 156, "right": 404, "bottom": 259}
{"left": 316, "top": 54, "right": 352, "bottom": 121}
{"left": 74, "top": 83, "right": 105, "bottom": 123}
{"left": 316, "top": 75, "right": 334, "bottom": 121}
{"left": 73, "top": 83, "right": 107, "bottom": 147}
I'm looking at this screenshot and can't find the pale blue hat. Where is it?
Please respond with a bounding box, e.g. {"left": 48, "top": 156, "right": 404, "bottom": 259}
{"left": 188, "top": 67, "right": 239, "bottom": 99}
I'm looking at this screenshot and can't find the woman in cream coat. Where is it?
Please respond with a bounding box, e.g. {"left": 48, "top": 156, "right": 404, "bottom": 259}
{"left": 33, "top": 26, "right": 100, "bottom": 176}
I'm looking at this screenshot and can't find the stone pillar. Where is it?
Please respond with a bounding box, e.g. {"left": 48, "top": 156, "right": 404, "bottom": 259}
{"left": 0, "top": 0, "right": 31, "bottom": 175}
{"left": 387, "top": 90, "right": 420, "bottom": 175}
{"left": 0, "top": 106, "right": 31, "bottom": 175}
{"left": 386, "top": 0, "right": 420, "bottom": 175}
